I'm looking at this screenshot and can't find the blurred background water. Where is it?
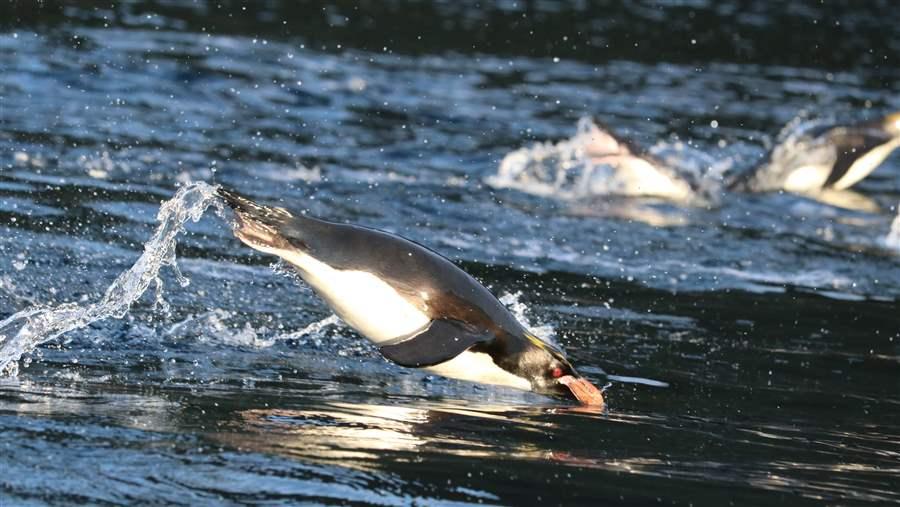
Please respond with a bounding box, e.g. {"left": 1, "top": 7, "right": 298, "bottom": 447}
{"left": 1, "top": 1, "right": 899, "bottom": 505}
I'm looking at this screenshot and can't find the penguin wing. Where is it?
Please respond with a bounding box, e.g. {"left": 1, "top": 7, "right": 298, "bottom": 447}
{"left": 378, "top": 319, "right": 495, "bottom": 368}
{"left": 823, "top": 131, "right": 890, "bottom": 188}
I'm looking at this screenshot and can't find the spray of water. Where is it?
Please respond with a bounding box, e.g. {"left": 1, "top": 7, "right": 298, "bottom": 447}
{"left": 163, "top": 309, "right": 340, "bottom": 349}
{"left": 886, "top": 205, "right": 900, "bottom": 252}
{"left": 0, "top": 182, "right": 222, "bottom": 375}
{"left": 486, "top": 118, "right": 597, "bottom": 200}
{"left": 499, "top": 292, "right": 557, "bottom": 347}
{"left": 276, "top": 315, "right": 342, "bottom": 342}
{"left": 740, "top": 115, "right": 838, "bottom": 191}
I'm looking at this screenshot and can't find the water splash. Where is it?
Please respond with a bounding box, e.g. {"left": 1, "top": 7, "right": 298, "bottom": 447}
{"left": 886, "top": 206, "right": 900, "bottom": 252}
{"left": 499, "top": 292, "right": 557, "bottom": 346}
{"left": 163, "top": 309, "right": 271, "bottom": 348}
{"left": 0, "top": 182, "right": 221, "bottom": 376}
{"left": 736, "top": 114, "right": 838, "bottom": 191}
{"left": 647, "top": 140, "right": 731, "bottom": 199}
{"left": 487, "top": 118, "right": 597, "bottom": 200}
{"left": 163, "top": 310, "right": 341, "bottom": 349}
{"left": 275, "top": 314, "right": 341, "bottom": 342}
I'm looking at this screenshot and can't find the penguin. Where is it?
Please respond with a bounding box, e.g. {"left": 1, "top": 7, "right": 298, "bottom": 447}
{"left": 491, "top": 117, "right": 708, "bottom": 203}
{"left": 217, "top": 188, "right": 604, "bottom": 406}
{"left": 580, "top": 118, "right": 698, "bottom": 201}
{"left": 729, "top": 111, "right": 900, "bottom": 194}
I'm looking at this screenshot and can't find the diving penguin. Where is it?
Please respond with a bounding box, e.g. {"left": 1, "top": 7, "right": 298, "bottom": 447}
{"left": 729, "top": 111, "right": 900, "bottom": 194}
{"left": 217, "top": 188, "right": 605, "bottom": 406}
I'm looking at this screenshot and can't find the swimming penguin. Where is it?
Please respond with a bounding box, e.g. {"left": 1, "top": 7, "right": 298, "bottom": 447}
{"left": 729, "top": 111, "right": 900, "bottom": 194}
{"left": 217, "top": 188, "right": 604, "bottom": 406}
{"left": 580, "top": 118, "right": 698, "bottom": 201}
{"left": 490, "top": 117, "right": 707, "bottom": 203}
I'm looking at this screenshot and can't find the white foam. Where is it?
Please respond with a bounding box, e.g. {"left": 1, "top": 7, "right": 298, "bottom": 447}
{"left": 487, "top": 119, "right": 596, "bottom": 200}
{"left": 886, "top": 205, "right": 900, "bottom": 252}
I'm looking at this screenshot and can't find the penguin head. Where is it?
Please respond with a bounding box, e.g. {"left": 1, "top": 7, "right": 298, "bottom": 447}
{"left": 516, "top": 333, "right": 605, "bottom": 406}
{"left": 883, "top": 112, "right": 900, "bottom": 137}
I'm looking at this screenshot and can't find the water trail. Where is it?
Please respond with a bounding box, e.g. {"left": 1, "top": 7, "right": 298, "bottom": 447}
{"left": 886, "top": 205, "right": 900, "bottom": 252}
{"left": 163, "top": 310, "right": 341, "bottom": 349}
{"left": 0, "top": 182, "right": 221, "bottom": 376}
{"left": 163, "top": 309, "right": 274, "bottom": 348}
{"left": 275, "top": 315, "right": 341, "bottom": 342}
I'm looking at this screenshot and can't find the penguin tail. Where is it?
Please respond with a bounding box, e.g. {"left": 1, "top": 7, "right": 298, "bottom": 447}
{"left": 217, "top": 187, "right": 273, "bottom": 214}
{"left": 216, "top": 187, "right": 295, "bottom": 251}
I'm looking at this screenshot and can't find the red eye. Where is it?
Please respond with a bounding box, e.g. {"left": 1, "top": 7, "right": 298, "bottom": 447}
{"left": 551, "top": 367, "right": 563, "bottom": 378}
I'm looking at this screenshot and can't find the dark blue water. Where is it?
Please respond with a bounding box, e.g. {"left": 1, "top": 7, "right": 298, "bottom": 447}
{"left": 1, "top": 1, "right": 899, "bottom": 505}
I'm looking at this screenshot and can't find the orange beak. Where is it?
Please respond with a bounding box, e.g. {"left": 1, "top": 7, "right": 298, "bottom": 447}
{"left": 558, "top": 375, "right": 605, "bottom": 406}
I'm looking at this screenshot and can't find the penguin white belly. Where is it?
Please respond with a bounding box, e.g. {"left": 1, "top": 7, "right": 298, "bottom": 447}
{"left": 426, "top": 350, "right": 532, "bottom": 391}
{"left": 278, "top": 249, "right": 431, "bottom": 343}
{"left": 615, "top": 158, "right": 693, "bottom": 200}
{"left": 831, "top": 137, "right": 900, "bottom": 190}
{"left": 783, "top": 165, "right": 830, "bottom": 192}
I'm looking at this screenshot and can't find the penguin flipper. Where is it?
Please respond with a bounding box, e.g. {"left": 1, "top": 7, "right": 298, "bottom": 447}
{"left": 379, "top": 319, "right": 494, "bottom": 368}
{"left": 823, "top": 132, "right": 888, "bottom": 188}
{"left": 824, "top": 148, "right": 865, "bottom": 188}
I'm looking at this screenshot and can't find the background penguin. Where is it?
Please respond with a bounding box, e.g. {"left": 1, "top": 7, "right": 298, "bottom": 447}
{"left": 490, "top": 117, "right": 705, "bottom": 203}
{"left": 217, "top": 188, "right": 605, "bottom": 406}
{"left": 729, "top": 111, "right": 900, "bottom": 194}
{"left": 579, "top": 118, "right": 699, "bottom": 201}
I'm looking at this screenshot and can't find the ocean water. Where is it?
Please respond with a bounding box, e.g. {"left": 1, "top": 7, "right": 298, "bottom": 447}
{"left": 1, "top": 1, "right": 899, "bottom": 505}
